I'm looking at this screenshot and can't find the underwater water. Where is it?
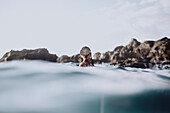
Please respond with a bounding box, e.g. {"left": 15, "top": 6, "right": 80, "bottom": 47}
{"left": 0, "top": 60, "right": 170, "bottom": 113}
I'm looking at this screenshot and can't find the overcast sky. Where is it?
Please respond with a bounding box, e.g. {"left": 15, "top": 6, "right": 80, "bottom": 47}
{"left": 0, "top": 0, "right": 170, "bottom": 57}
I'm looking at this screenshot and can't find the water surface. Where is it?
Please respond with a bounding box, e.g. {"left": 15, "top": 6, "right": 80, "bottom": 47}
{"left": 0, "top": 60, "right": 170, "bottom": 113}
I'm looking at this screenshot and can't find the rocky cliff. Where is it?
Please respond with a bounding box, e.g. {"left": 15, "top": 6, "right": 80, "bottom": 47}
{"left": 0, "top": 48, "right": 58, "bottom": 62}
{"left": 93, "top": 37, "right": 170, "bottom": 68}
{"left": 0, "top": 37, "right": 169, "bottom": 68}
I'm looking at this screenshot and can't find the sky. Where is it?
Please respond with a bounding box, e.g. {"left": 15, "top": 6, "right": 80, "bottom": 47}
{"left": 0, "top": 0, "right": 170, "bottom": 57}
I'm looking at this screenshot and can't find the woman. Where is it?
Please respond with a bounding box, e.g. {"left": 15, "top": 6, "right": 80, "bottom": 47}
{"left": 79, "top": 46, "right": 94, "bottom": 67}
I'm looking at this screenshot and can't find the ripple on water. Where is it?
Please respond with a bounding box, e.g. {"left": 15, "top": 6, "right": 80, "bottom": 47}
{"left": 0, "top": 60, "right": 170, "bottom": 113}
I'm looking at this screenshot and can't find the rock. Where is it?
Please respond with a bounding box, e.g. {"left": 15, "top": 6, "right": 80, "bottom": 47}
{"left": 93, "top": 52, "right": 102, "bottom": 64}
{"left": 1, "top": 37, "right": 169, "bottom": 69}
{"left": 101, "top": 51, "right": 114, "bottom": 63}
{"left": 0, "top": 48, "right": 58, "bottom": 62}
{"left": 57, "top": 55, "right": 71, "bottom": 63}
{"left": 126, "top": 38, "right": 141, "bottom": 51}
{"left": 135, "top": 40, "right": 154, "bottom": 59}
{"left": 109, "top": 37, "right": 170, "bottom": 68}
{"left": 94, "top": 52, "right": 101, "bottom": 60}
{"left": 110, "top": 38, "right": 141, "bottom": 66}
{"left": 70, "top": 54, "right": 82, "bottom": 63}
{"left": 125, "top": 61, "right": 146, "bottom": 68}
{"left": 147, "top": 37, "right": 170, "bottom": 62}
{"left": 57, "top": 54, "right": 82, "bottom": 63}
{"left": 111, "top": 46, "right": 124, "bottom": 64}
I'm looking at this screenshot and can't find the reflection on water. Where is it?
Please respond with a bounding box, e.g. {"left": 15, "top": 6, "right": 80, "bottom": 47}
{"left": 0, "top": 60, "right": 170, "bottom": 113}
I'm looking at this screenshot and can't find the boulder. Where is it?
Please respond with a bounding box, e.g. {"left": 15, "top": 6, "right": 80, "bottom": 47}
{"left": 70, "top": 54, "right": 82, "bottom": 63}
{"left": 110, "top": 39, "right": 141, "bottom": 66}
{"left": 0, "top": 48, "right": 58, "bottom": 62}
{"left": 101, "top": 51, "right": 114, "bottom": 63}
{"left": 126, "top": 38, "right": 141, "bottom": 51}
{"left": 110, "top": 37, "right": 170, "bottom": 68}
{"left": 57, "top": 54, "right": 82, "bottom": 63}
{"left": 135, "top": 40, "right": 154, "bottom": 59}
{"left": 94, "top": 52, "right": 101, "bottom": 60}
{"left": 57, "top": 55, "right": 71, "bottom": 63}
{"left": 93, "top": 52, "right": 102, "bottom": 64}
{"left": 147, "top": 37, "right": 170, "bottom": 62}
{"left": 0, "top": 37, "right": 169, "bottom": 69}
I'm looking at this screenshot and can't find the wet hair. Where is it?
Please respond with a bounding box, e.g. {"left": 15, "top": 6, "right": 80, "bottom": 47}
{"left": 80, "top": 46, "right": 94, "bottom": 66}
{"left": 80, "top": 46, "right": 91, "bottom": 57}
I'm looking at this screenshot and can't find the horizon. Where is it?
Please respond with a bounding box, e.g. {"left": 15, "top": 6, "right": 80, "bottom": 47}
{"left": 0, "top": 0, "right": 170, "bottom": 57}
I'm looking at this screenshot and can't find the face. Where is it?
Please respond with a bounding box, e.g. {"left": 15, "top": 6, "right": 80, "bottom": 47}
{"left": 82, "top": 54, "right": 91, "bottom": 61}
{"left": 85, "top": 54, "right": 91, "bottom": 60}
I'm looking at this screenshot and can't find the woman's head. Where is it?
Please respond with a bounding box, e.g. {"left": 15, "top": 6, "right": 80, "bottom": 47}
{"left": 80, "top": 46, "right": 91, "bottom": 57}
{"left": 80, "top": 46, "right": 91, "bottom": 61}
{"left": 79, "top": 46, "right": 94, "bottom": 66}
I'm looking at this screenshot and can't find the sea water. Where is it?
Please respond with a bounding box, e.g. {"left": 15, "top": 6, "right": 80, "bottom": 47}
{"left": 0, "top": 60, "right": 170, "bottom": 113}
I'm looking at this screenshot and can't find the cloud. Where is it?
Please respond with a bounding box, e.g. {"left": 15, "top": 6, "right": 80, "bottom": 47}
{"left": 0, "top": 0, "right": 169, "bottom": 56}
{"left": 97, "top": 0, "right": 170, "bottom": 41}
{"left": 139, "top": 0, "right": 158, "bottom": 5}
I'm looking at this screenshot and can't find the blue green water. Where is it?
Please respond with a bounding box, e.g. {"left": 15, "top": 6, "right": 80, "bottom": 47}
{"left": 0, "top": 60, "right": 170, "bottom": 113}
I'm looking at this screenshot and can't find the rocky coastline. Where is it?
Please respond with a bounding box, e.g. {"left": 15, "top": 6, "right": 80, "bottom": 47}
{"left": 0, "top": 37, "right": 170, "bottom": 69}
